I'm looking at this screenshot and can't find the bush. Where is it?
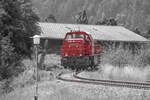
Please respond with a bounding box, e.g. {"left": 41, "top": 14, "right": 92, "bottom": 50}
{"left": 101, "top": 46, "right": 133, "bottom": 67}
{"left": 101, "top": 43, "right": 150, "bottom": 68}
{"left": 134, "top": 48, "right": 150, "bottom": 67}
{"left": 0, "top": 37, "right": 24, "bottom": 80}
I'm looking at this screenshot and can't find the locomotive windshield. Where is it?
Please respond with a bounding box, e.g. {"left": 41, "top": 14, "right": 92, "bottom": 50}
{"left": 65, "top": 33, "right": 84, "bottom": 40}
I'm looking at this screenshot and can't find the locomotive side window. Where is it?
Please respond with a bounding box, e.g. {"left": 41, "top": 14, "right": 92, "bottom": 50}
{"left": 66, "top": 34, "right": 73, "bottom": 40}
{"left": 85, "top": 35, "right": 90, "bottom": 42}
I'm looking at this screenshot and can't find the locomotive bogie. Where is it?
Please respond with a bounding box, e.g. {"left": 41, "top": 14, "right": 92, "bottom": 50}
{"left": 61, "top": 55, "right": 100, "bottom": 70}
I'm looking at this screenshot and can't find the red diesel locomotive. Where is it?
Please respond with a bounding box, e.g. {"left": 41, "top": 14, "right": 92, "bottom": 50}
{"left": 61, "top": 31, "right": 101, "bottom": 69}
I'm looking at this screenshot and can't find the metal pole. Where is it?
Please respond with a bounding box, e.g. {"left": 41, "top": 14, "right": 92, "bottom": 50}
{"left": 34, "top": 44, "right": 38, "bottom": 100}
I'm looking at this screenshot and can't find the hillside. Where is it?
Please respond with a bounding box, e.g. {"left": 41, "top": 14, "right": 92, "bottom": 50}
{"left": 31, "top": 0, "right": 150, "bottom": 32}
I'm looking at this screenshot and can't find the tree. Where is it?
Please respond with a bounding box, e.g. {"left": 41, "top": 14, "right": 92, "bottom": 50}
{"left": 133, "top": 27, "right": 141, "bottom": 35}
{"left": 0, "top": 0, "right": 40, "bottom": 79}
{"left": 75, "top": 10, "right": 88, "bottom": 24}
{"left": 144, "top": 29, "right": 150, "bottom": 39}
{"left": 1, "top": 0, "right": 40, "bottom": 56}
{"left": 45, "top": 14, "right": 57, "bottom": 23}
{"left": 96, "top": 17, "right": 118, "bottom": 26}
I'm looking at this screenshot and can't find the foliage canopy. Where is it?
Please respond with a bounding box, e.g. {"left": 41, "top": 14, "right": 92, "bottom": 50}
{"left": 0, "top": 0, "right": 40, "bottom": 79}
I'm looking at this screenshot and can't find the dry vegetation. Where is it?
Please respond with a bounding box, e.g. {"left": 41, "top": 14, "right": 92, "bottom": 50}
{"left": 1, "top": 76, "right": 150, "bottom": 100}
{"left": 97, "top": 44, "right": 150, "bottom": 81}
{"left": 101, "top": 64, "right": 150, "bottom": 81}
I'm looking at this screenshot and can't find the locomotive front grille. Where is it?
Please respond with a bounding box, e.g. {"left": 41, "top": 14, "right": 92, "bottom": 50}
{"left": 61, "top": 56, "right": 90, "bottom": 67}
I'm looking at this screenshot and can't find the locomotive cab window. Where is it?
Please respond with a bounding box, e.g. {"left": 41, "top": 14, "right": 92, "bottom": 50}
{"left": 65, "top": 33, "right": 84, "bottom": 40}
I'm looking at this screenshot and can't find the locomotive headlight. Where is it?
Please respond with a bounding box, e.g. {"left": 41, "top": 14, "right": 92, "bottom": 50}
{"left": 65, "top": 53, "right": 68, "bottom": 56}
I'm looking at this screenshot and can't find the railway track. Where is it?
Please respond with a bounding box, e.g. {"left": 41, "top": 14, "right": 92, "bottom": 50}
{"left": 57, "top": 72, "right": 150, "bottom": 90}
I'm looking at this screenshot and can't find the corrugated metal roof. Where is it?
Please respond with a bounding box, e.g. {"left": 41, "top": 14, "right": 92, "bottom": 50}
{"left": 39, "top": 22, "right": 149, "bottom": 42}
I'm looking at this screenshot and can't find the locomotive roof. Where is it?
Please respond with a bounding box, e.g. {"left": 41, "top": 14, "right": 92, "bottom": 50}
{"left": 39, "top": 22, "right": 149, "bottom": 42}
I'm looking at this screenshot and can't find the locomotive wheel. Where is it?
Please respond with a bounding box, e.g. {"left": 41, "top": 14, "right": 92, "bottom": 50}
{"left": 98, "top": 56, "right": 100, "bottom": 64}
{"left": 88, "top": 56, "right": 100, "bottom": 70}
{"left": 88, "top": 56, "right": 94, "bottom": 69}
{"left": 64, "top": 66, "right": 67, "bottom": 69}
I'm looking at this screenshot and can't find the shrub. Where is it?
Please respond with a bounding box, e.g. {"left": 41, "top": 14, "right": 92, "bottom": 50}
{"left": 101, "top": 46, "right": 133, "bottom": 67}
{"left": 0, "top": 37, "right": 24, "bottom": 80}
{"left": 134, "top": 48, "right": 150, "bottom": 67}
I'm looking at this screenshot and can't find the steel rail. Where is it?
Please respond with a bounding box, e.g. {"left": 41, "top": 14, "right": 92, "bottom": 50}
{"left": 57, "top": 72, "right": 150, "bottom": 90}
{"left": 74, "top": 72, "right": 150, "bottom": 86}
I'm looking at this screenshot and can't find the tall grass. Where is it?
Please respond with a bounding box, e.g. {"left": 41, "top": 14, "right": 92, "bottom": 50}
{"left": 100, "top": 64, "right": 150, "bottom": 81}
{"left": 12, "top": 54, "right": 61, "bottom": 88}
